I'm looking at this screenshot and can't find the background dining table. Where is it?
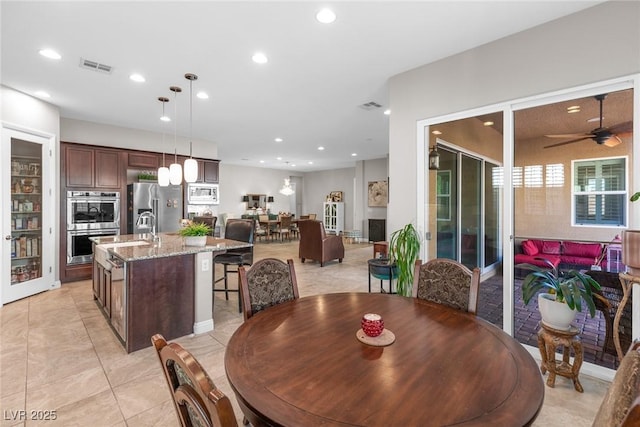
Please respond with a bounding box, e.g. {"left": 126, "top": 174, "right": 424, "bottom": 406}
{"left": 225, "top": 292, "right": 545, "bottom": 426}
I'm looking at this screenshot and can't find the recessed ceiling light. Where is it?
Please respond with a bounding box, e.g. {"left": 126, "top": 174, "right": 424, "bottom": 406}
{"left": 432, "top": 130, "right": 442, "bottom": 135}
{"left": 129, "top": 73, "right": 145, "bottom": 83}
{"left": 276, "top": 157, "right": 283, "bottom": 161}
{"left": 252, "top": 52, "right": 268, "bottom": 64}
{"left": 196, "top": 92, "right": 209, "bottom": 99}
{"left": 384, "top": 109, "right": 391, "bottom": 115}
{"left": 35, "top": 91, "right": 50, "bottom": 98}
{"left": 567, "top": 105, "right": 580, "bottom": 113}
{"left": 259, "top": 160, "right": 265, "bottom": 164}
{"left": 316, "top": 8, "right": 336, "bottom": 24}
{"left": 483, "top": 121, "right": 494, "bottom": 126}
{"left": 275, "top": 137, "right": 283, "bottom": 142}
{"left": 291, "top": 164, "right": 296, "bottom": 167}
{"left": 351, "top": 153, "right": 357, "bottom": 157}
{"left": 160, "top": 115, "right": 171, "bottom": 122}
{"left": 317, "top": 146, "right": 325, "bottom": 151}
{"left": 308, "top": 161, "right": 313, "bottom": 165}
{"left": 38, "top": 49, "right": 61, "bottom": 60}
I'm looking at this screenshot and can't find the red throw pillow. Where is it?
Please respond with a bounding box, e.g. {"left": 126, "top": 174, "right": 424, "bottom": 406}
{"left": 542, "top": 241, "right": 561, "bottom": 254}
{"left": 522, "top": 240, "right": 538, "bottom": 256}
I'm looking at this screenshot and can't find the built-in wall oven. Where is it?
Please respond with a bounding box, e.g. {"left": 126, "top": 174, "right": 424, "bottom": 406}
{"left": 66, "top": 191, "right": 120, "bottom": 265}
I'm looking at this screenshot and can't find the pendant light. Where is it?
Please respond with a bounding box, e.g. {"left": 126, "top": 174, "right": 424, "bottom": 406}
{"left": 169, "top": 86, "right": 182, "bottom": 185}
{"left": 183, "top": 73, "right": 199, "bottom": 183}
{"left": 428, "top": 145, "right": 440, "bottom": 170}
{"left": 157, "top": 97, "right": 171, "bottom": 187}
{"left": 279, "top": 178, "right": 295, "bottom": 196}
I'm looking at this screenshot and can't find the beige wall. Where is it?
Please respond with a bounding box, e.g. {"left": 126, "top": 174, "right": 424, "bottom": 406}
{"left": 388, "top": 1, "right": 640, "bottom": 239}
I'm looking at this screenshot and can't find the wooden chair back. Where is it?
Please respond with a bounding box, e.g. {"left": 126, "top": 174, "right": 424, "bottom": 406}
{"left": 592, "top": 340, "right": 640, "bottom": 427}
{"left": 412, "top": 258, "right": 480, "bottom": 314}
{"left": 238, "top": 258, "right": 299, "bottom": 321}
{"left": 308, "top": 213, "right": 317, "bottom": 220}
{"left": 193, "top": 216, "right": 217, "bottom": 236}
{"left": 151, "top": 334, "right": 238, "bottom": 427}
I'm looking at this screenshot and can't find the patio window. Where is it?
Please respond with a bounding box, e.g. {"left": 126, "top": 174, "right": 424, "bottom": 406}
{"left": 573, "top": 157, "right": 626, "bottom": 226}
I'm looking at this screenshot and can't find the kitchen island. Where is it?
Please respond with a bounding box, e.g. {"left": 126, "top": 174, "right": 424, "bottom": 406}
{"left": 92, "top": 233, "right": 251, "bottom": 352}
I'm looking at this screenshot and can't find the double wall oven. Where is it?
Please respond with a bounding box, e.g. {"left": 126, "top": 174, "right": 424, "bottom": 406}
{"left": 67, "top": 191, "right": 120, "bottom": 264}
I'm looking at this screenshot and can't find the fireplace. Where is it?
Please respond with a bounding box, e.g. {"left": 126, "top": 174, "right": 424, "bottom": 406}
{"left": 368, "top": 219, "right": 386, "bottom": 243}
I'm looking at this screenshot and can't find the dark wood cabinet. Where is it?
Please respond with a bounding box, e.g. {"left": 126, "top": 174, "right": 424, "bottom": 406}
{"left": 65, "top": 146, "right": 94, "bottom": 187}
{"left": 200, "top": 160, "right": 219, "bottom": 183}
{"left": 64, "top": 144, "right": 122, "bottom": 189}
{"left": 95, "top": 149, "right": 122, "bottom": 188}
{"left": 128, "top": 152, "right": 159, "bottom": 169}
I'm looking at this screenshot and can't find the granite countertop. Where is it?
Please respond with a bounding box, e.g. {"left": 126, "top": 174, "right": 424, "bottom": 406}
{"left": 91, "top": 233, "right": 252, "bottom": 262}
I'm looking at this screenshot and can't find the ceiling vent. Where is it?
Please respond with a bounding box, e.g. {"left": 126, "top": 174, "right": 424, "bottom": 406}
{"left": 79, "top": 58, "right": 113, "bottom": 74}
{"left": 359, "top": 101, "right": 382, "bottom": 111}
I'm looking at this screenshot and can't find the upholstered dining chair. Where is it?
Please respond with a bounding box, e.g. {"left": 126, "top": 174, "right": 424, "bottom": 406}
{"left": 273, "top": 215, "right": 292, "bottom": 242}
{"left": 412, "top": 258, "right": 480, "bottom": 314}
{"left": 151, "top": 334, "right": 239, "bottom": 427}
{"left": 238, "top": 258, "right": 299, "bottom": 321}
{"left": 213, "top": 219, "right": 255, "bottom": 312}
{"left": 592, "top": 340, "right": 640, "bottom": 427}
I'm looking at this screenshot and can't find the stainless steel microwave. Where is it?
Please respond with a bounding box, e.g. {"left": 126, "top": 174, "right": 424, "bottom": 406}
{"left": 187, "top": 183, "right": 219, "bottom": 205}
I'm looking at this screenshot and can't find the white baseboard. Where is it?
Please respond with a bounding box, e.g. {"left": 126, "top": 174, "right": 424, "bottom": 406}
{"left": 193, "top": 319, "right": 214, "bottom": 334}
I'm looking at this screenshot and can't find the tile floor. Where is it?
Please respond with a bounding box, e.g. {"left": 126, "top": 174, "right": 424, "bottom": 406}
{"left": 1, "top": 240, "right": 611, "bottom": 426}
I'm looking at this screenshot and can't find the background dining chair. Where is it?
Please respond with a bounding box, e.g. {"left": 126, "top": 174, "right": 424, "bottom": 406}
{"left": 151, "top": 334, "right": 239, "bottom": 427}
{"left": 214, "top": 219, "right": 255, "bottom": 312}
{"left": 273, "top": 215, "right": 292, "bottom": 242}
{"left": 193, "top": 216, "right": 217, "bottom": 236}
{"left": 412, "top": 258, "right": 480, "bottom": 314}
{"left": 297, "top": 219, "right": 344, "bottom": 267}
{"left": 592, "top": 340, "right": 640, "bottom": 426}
{"left": 238, "top": 258, "right": 299, "bottom": 321}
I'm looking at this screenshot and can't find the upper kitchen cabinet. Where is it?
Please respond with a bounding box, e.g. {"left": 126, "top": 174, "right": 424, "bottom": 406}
{"left": 198, "top": 160, "right": 219, "bottom": 183}
{"left": 63, "top": 143, "right": 123, "bottom": 189}
{"left": 127, "top": 152, "right": 159, "bottom": 169}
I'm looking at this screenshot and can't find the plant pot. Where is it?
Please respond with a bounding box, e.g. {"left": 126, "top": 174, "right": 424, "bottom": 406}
{"left": 368, "top": 258, "right": 398, "bottom": 280}
{"left": 184, "top": 236, "right": 207, "bottom": 247}
{"left": 622, "top": 230, "right": 640, "bottom": 276}
{"left": 538, "top": 293, "right": 577, "bottom": 331}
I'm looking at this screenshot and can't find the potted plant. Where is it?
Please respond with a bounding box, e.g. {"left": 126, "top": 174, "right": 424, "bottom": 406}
{"left": 179, "top": 221, "right": 212, "bottom": 246}
{"left": 519, "top": 259, "right": 601, "bottom": 330}
{"left": 388, "top": 223, "right": 421, "bottom": 297}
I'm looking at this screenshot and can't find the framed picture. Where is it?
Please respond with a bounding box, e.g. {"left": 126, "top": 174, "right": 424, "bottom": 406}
{"left": 330, "top": 191, "right": 343, "bottom": 202}
{"left": 368, "top": 181, "right": 388, "bottom": 207}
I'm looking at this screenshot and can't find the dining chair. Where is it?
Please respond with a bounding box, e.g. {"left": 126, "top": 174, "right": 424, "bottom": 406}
{"left": 238, "top": 258, "right": 299, "bottom": 321}
{"left": 273, "top": 215, "right": 292, "bottom": 242}
{"left": 412, "top": 258, "right": 480, "bottom": 314}
{"left": 151, "top": 334, "right": 239, "bottom": 427}
{"left": 308, "top": 213, "right": 317, "bottom": 220}
{"left": 592, "top": 340, "right": 640, "bottom": 426}
{"left": 213, "top": 219, "right": 255, "bottom": 312}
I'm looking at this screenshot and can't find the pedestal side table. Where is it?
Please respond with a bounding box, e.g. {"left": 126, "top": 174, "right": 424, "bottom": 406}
{"left": 537, "top": 323, "right": 584, "bottom": 392}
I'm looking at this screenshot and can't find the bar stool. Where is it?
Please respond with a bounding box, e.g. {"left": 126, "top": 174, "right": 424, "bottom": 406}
{"left": 213, "top": 219, "right": 255, "bottom": 312}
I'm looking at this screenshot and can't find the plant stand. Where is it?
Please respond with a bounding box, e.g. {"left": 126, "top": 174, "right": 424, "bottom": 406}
{"left": 368, "top": 259, "right": 397, "bottom": 294}
{"left": 537, "top": 323, "right": 584, "bottom": 392}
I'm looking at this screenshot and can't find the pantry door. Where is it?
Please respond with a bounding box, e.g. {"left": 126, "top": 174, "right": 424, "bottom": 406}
{"left": 2, "top": 126, "right": 54, "bottom": 304}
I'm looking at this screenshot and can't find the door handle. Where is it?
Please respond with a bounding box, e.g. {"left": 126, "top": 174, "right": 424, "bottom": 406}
{"left": 5, "top": 235, "right": 12, "bottom": 240}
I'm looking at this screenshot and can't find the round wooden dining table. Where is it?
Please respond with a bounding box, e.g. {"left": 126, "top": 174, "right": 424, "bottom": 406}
{"left": 225, "top": 293, "right": 544, "bottom": 426}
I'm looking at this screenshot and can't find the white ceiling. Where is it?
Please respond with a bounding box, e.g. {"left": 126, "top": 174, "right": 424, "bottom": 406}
{"left": 1, "top": 1, "right": 604, "bottom": 171}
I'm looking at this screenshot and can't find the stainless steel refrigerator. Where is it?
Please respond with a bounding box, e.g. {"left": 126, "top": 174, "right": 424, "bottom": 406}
{"left": 127, "top": 183, "right": 183, "bottom": 234}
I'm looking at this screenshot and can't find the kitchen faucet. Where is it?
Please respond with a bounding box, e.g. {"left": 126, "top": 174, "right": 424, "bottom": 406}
{"left": 136, "top": 211, "right": 158, "bottom": 241}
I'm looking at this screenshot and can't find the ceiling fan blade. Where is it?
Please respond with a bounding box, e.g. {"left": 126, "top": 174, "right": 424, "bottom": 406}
{"left": 544, "top": 133, "right": 593, "bottom": 139}
{"left": 607, "top": 121, "right": 633, "bottom": 134}
{"left": 544, "top": 136, "right": 590, "bottom": 148}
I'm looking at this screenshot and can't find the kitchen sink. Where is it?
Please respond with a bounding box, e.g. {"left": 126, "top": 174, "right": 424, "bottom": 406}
{"left": 94, "top": 240, "right": 150, "bottom": 269}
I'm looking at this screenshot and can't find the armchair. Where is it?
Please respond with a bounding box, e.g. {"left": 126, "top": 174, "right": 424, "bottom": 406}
{"left": 298, "top": 220, "right": 344, "bottom": 267}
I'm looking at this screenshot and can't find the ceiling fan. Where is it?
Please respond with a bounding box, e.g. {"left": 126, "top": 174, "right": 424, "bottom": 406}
{"left": 544, "top": 94, "right": 633, "bottom": 149}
